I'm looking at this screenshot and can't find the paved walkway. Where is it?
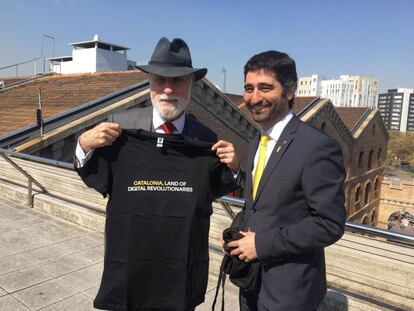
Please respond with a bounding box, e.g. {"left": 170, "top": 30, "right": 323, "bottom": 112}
{"left": 0, "top": 197, "right": 236, "bottom": 311}
{"left": 0, "top": 197, "right": 104, "bottom": 310}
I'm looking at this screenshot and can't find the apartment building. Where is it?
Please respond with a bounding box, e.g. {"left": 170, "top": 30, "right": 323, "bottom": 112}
{"left": 321, "top": 75, "right": 378, "bottom": 108}
{"left": 378, "top": 88, "right": 414, "bottom": 132}
{"left": 297, "top": 74, "right": 322, "bottom": 96}
{"left": 297, "top": 74, "right": 379, "bottom": 108}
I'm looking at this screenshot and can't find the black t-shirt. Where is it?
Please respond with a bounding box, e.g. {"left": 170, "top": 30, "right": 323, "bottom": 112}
{"left": 77, "top": 129, "right": 237, "bottom": 311}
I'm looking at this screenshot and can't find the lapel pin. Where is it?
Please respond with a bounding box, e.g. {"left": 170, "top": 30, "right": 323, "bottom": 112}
{"left": 283, "top": 140, "right": 287, "bottom": 144}
{"left": 276, "top": 146, "right": 282, "bottom": 152}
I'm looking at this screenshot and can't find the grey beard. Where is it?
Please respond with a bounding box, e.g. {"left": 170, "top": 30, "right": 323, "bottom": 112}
{"left": 153, "top": 103, "right": 185, "bottom": 122}
{"left": 151, "top": 93, "right": 190, "bottom": 122}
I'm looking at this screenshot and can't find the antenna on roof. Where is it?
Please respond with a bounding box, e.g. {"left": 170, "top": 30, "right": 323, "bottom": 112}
{"left": 221, "top": 67, "right": 227, "bottom": 93}
{"left": 36, "top": 87, "right": 44, "bottom": 137}
{"left": 41, "top": 34, "right": 55, "bottom": 73}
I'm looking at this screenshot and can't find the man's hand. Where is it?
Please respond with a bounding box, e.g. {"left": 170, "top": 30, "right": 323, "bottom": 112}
{"left": 228, "top": 231, "right": 257, "bottom": 262}
{"left": 79, "top": 122, "right": 122, "bottom": 153}
{"left": 221, "top": 238, "right": 229, "bottom": 255}
{"left": 212, "top": 140, "right": 240, "bottom": 172}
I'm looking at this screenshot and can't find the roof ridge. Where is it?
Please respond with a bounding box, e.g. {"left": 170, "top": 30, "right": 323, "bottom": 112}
{"left": 350, "top": 108, "right": 373, "bottom": 133}
{"left": 37, "top": 70, "right": 145, "bottom": 80}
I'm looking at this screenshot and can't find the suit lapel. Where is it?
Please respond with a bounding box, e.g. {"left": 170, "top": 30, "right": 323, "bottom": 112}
{"left": 182, "top": 116, "right": 206, "bottom": 140}
{"left": 134, "top": 106, "right": 153, "bottom": 131}
{"left": 182, "top": 117, "right": 191, "bottom": 136}
{"left": 253, "top": 116, "right": 300, "bottom": 204}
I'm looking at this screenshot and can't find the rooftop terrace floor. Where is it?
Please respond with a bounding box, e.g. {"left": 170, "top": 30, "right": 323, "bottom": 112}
{"left": 1, "top": 193, "right": 412, "bottom": 311}
{"left": 0, "top": 197, "right": 234, "bottom": 311}
{"left": 0, "top": 197, "right": 104, "bottom": 310}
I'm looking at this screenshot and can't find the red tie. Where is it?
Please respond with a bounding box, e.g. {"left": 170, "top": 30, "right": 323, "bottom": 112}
{"left": 161, "top": 122, "right": 176, "bottom": 134}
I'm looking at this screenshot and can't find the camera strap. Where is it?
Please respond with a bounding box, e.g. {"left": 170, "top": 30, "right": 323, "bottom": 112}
{"left": 211, "top": 254, "right": 230, "bottom": 311}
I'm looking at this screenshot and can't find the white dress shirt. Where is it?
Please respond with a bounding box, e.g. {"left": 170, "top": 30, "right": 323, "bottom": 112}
{"left": 252, "top": 111, "right": 293, "bottom": 177}
{"left": 151, "top": 107, "right": 185, "bottom": 134}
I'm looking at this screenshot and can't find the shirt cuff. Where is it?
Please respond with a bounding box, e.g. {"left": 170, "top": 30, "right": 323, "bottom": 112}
{"left": 75, "top": 138, "right": 94, "bottom": 168}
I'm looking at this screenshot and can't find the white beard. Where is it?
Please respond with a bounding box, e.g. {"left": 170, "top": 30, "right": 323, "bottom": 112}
{"left": 151, "top": 90, "right": 191, "bottom": 122}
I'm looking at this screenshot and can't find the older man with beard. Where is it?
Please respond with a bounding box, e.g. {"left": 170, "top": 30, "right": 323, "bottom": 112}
{"left": 75, "top": 37, "right": 240, "bottom": 311}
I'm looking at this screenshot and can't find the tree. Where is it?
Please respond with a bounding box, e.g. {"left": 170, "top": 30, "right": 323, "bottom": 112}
{"left": 387, "top": 131, "right": 414, "bottom": 164}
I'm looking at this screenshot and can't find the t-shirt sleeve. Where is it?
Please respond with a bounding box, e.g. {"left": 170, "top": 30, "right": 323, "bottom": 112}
{"left": 209, "top": 155, "right": 239, "bottom": 200}
{"left": 75, "top": 146, "right": 113, "bottom": 197}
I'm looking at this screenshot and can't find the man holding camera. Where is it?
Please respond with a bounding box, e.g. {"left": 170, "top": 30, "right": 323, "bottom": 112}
{"left": 226, "top": 50, "right": 346, "bottom": 311}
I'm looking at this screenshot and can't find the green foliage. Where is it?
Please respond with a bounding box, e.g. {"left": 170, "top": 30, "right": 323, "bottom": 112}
{"left": 387, "top": 131, "right": 414, "bottom": 163}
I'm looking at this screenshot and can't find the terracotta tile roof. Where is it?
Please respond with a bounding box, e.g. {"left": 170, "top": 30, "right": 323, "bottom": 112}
{"left": 0, "top": 76, "right": 34, "bottom": 87}
{"left": 292, "top": 96, "right": 318, "bottom": 115}
{"left": 0, "top": 71, "right": 147, "bottom": 136}
{"left": 334, "top": 107, "right": 370, "bottom": 131}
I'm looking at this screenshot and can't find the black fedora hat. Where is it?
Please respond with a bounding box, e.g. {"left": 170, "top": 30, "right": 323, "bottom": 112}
{"left": 136, "top": 37, "right": 207, "bottom": 81}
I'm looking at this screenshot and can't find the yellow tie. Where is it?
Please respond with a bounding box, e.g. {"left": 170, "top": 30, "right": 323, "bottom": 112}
{"left": 252, "top": 134, "right": 270, "bottom": 200}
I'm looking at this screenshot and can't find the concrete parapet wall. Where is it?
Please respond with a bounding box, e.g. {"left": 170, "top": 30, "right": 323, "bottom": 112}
{"left": 0, "top": 179, "right": 105, "bottom": 233}
{"left": 210, "top": 203, "right": 414, "bottom": 310}
{"left": 0, "top": 156, "right": 107, "bottom": 211}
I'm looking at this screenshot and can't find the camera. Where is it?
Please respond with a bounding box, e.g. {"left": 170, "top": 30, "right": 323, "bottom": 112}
{"left": 223, "top": 227, "right": 244, "bottom": 253}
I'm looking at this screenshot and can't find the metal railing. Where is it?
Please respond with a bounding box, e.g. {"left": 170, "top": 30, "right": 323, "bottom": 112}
{"left": 216, "top": 195, "right": 414, "bottom": 245}
{"left": 1, "top": 146, "right": 413, "bottom": 245}
{"left": 0, "top": 57, "right": 42, "bottom": 82}
{"left": 0, "top": 148, "right": 73, "bottom": 169}
{"left": 0, "top": 151, "right": 48, "bottom": 207}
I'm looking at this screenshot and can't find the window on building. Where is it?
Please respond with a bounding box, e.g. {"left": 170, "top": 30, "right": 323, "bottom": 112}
{"left": 372, "top": 124, "right": 376, "bottom": 135}
{"left": 377, "top": 148, "right": 382, "bottom": 161}
{"left": 321, "top": 122, "right": 327, "bottom": 132}
{"left": 371, "top": 210, "right": 376, "bottom": 223}
{"left": 374, "top": 177, "right": 380, "bottom": 192}
{"left": 362, "top": 216, "right": 369, "bottom": 225}
{"left": 355, "top": 186, "right": 361, "bottom": 203}
{"left": 364, "top": 183, "right": 371, "bottom": 205}
{"left": 358, "top": 151, "right": 364, "bottom": 167}
{"left": 368, "top": 150, "right": 373, "bottom": 169}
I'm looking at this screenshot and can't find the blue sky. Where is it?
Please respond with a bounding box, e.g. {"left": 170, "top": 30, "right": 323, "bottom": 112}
{"left": 0, "top": 0, "right": 413, "bottom": 94}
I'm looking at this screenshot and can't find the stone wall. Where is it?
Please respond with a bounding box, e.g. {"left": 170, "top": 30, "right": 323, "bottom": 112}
{"left": 378, "top": 180, "right": 414, "bottom": 229}
{"left": 346, "top": 112, "right": 388, "bottom": 225}
{"left": 301, "top": 101, "right": 388, "bottom": 224}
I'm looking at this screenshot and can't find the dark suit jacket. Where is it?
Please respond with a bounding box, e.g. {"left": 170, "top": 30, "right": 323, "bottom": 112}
{"left": 242, "top": 115, "right": 346, "bottom": 311}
